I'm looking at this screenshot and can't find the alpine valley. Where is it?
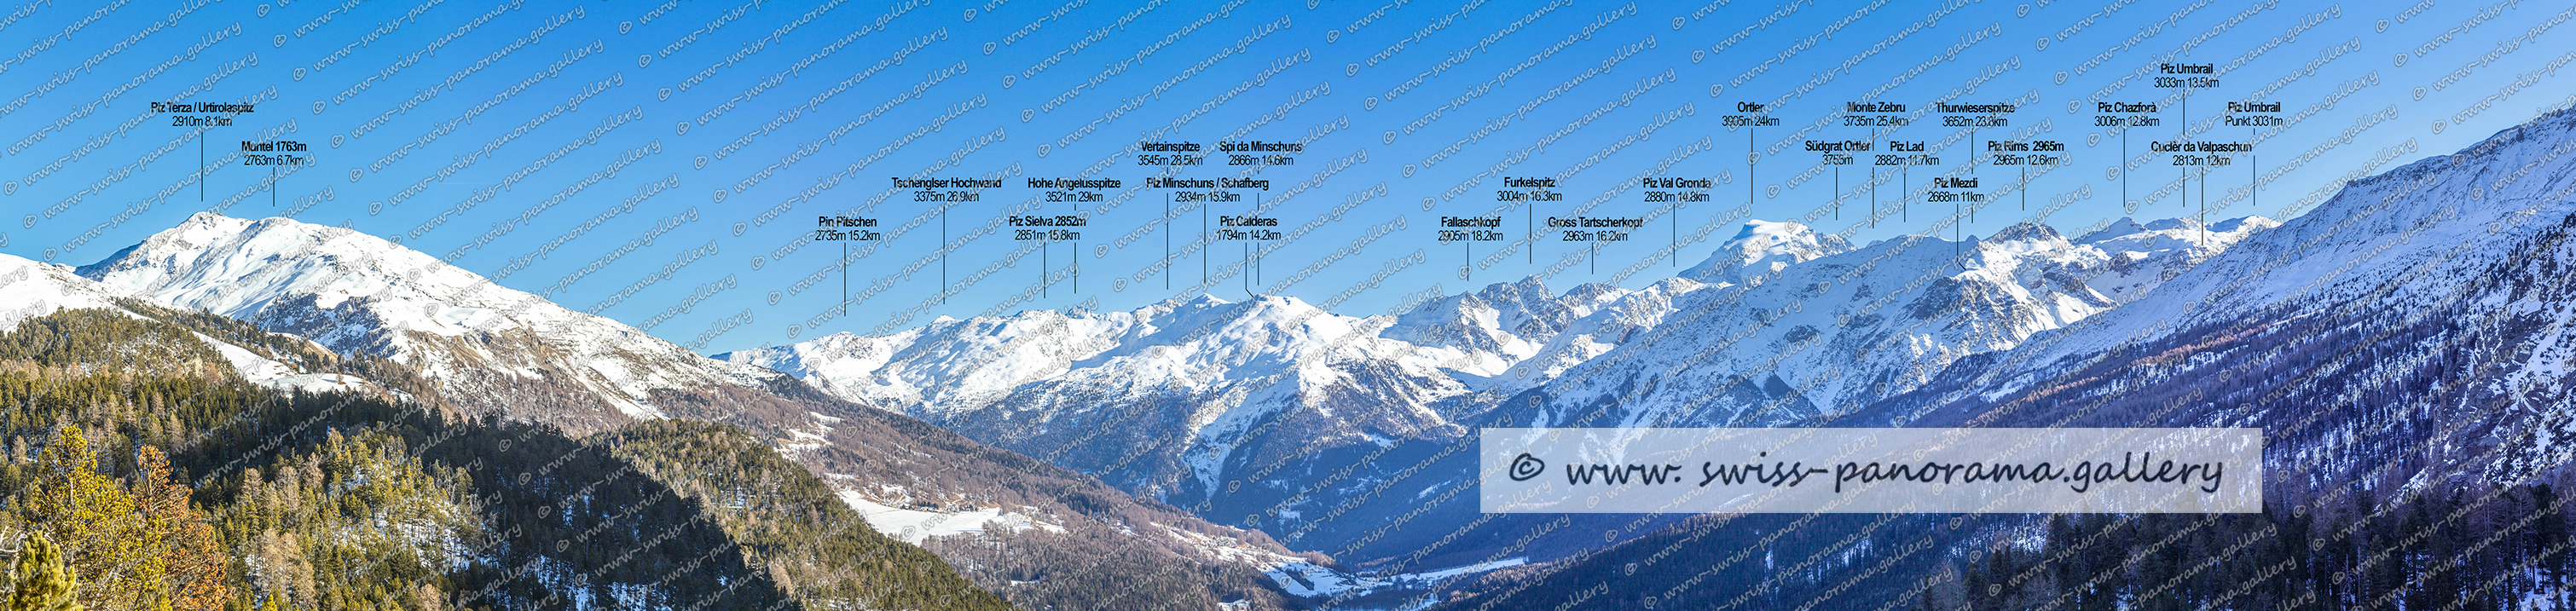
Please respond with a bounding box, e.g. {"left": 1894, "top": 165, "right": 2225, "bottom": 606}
{"left": 12, "top": 110, "right": 2576, "bottom": 611}
{"left": 719, "top": 193, "right": 2277, "bottom": 574}
{"left": 726, "top": 109, "right": 2576, "bottom": 611}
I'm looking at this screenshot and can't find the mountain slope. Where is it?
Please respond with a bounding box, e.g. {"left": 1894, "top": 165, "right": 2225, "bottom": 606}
{"left": 733, "top": 211, "right": 2272, "bottom": 578}
{"left": 1858, "top": 107, "right": 2576, "bottom": 471}
{"left": 0, "top": 252, "right": 402, "bottom": 398}
{"left": 1680, "top": 218, "right": 1856, "bottom": 284}
{"left": 77, "top": 213, "right": 784, "bottom": 433}
{"left": 1381, "top": 277, "right": 1624, "bottom": 383}
{"left": 76, "top": 214, "right": 1325, "bottom": 610}
{"left": 1462, "top": 107, "right": 2576, "bottom": 611}
{"left": 0, "top": 253, "right": 135, "bottom": 329}
{"left": 1524, "top": 213, "right": 2272, "bottom": 430}
{"left": 1964, "top": 112, "right": 2576, "bottom": 388}
{"left": 721, "top": 293, "right": 1479, "bottom": 507}
{"left": 0, "top": 302, "right": 1020, "bottom": 610}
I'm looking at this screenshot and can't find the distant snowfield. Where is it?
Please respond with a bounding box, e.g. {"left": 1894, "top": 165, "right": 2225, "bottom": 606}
{"left": 1155, "top": 521, "right": 1520, "bottom": 602}
{"left": 0, "top": 254, "right": 133, "bottom": 328}
{"left": 196, "top": 333, "right": 360, "bottom": 394}
{"left": 834, "top": 491, "right": 1060, "bottom": 545}
{"left": 1263, "top": 555, "right": 1525, "bottom": 604}
{"left": 831, "top": 487, "right": 1514, "bottom": 602}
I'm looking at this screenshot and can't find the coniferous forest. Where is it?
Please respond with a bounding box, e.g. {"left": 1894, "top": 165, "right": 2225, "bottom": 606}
{"left": 0, "top": 306, "right": 1007, "bottom": 610}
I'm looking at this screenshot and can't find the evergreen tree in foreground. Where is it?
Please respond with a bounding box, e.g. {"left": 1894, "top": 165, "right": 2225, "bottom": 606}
{"left": 8, "top": 533, "right": 80, "bottom": 611}
{"left": 9, "top": 425, "right": 225, "bottom": 611}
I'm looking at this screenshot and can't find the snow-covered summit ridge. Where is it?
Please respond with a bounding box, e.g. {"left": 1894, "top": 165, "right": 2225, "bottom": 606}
{"left": 1508, "top": 208, "right": 2277, "bottom": 429}
{"left": 79, "top": 212, "right": 781, "bottom": 425}
{"left": 0, "top": 251, "right": 391, "bottom": 395}
{"left": 0, "top": 253, "right": 136, "bottom": 330}
{"left": 1381, "top": 277, "right": 1630, "bottom": 381}
{"left": 720, "top": 291, "right": 1458, "bottom": 417}
{"left": 78, "top": 212, "right": 524, "bottom": 342}
{"left": 1682, "top": 220, "right": 1856, "bottom": 284}
{"left": 2008, "top": 106, "right": 2576, "bottom": 370}
{"left": 734, "top": 207, "right": 2274, "bottom": 516}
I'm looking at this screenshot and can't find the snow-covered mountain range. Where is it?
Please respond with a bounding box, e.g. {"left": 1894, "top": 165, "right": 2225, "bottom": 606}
{"left": 21, "top": 212, "right": 1352, "bottom": 610}
{"left": 721, "top": 291, "right": 1477, "bottom": 503}
{"left": 1470, "top": 106, "right": 2576, "bottom": 611}
{"left": 724, "top": 210, "right": 2274, "bottom": 565}
{"left": 1853, "top": 104, "right": 2576, "bottom": 476}
{"left": 13, "top": 198, "right": 2283, "bottom": 602}
{"left": 23, "top": 105, "right": 2576, "bottom": 610}
{"left": 1526, "top": 214, "right": 2272, "bottom": 430}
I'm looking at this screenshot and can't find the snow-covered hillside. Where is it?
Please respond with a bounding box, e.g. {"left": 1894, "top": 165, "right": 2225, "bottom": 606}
{"left": 1862, "top": 106, "right": 2576, "bottom": 484}
{"left": 724, "top": 292, "right": 1479, "bottom": 501}
{"left": 1681, "top": 219, "right": 1856, "bottom": 284}
{"left": 0, "top": 251, "right": 391, "bottom": 395}
{"left": 0, "top": 253, "right": 136, "bottom": 329}
{"left": 78, "top": 212, "right": 784, "bottom": 430}
{"left": 1986, "top": 109, "right": 2576, "bottom": 383}
{"left": 67, "top": 212, "right": 1343, "bottom": 609}
{"left": 733, "top": 210, "right": 2274, "bottom": 565}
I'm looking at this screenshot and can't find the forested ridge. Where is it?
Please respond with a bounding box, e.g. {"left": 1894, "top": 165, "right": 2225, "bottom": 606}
{"left": 0, "top": 307, "right": 1005, "bottom": 610}
{"left": 597, "top": 420, "right": 1012, "bottom": 611}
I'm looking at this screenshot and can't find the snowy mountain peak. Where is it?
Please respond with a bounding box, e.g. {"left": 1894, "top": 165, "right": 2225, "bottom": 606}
{"left": 1380, "top": 275, "right": 1637, "bottom": 382}
{"left": 2072, "top": 216, "right": 2277, "bottom": 250}
{"left": 76, "top": 212, "right": 501, "bottom": 343}
{"left": 1987, "top": 222, "right": 2066, "bottom": 245}
{"left": 2075, "top": 217, "right": 2151, "bottom": 243}
{"left": 1154, "top": 294, "right": 1331, "bottom": 339}
{"left": 2075, "top": 215, "right": 2278, "bottom": 264}
{"left": 2139, "top": 217, "right": 2196, "bottom": 232}
{"left": 1683, "top": 220, "right": 1855, "bottom": 284}
{"left": 0, "top": 253, "right": 135, "bottom": 330}
{"left": 2014, "top": 107, "right": 2576, "bottom": 369}
{"left": 2207, "top": 216, "right": 2266, "bottom": 233}
{"left": 1529, "top": 210, "right": 2280, "bottom": 429}
{"left": 0, "top": 251, "right": 402, "bottom": 396}
{"left": 163, "top": 211, "right": 261, "bottom": 244}
{"left": 81, "top": 213, "right": 784, "bottom": 430}
{"left": 1473, "top": 276, "right": 1552, "bottom": 301}
{"left": 1562, "top": 281, "right": 1625, "bottom": 307}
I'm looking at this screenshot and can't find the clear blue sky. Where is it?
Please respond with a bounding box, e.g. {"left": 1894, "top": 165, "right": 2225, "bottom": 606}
{"left": 6, "top": 0, "right": 2571, "bottom": 354}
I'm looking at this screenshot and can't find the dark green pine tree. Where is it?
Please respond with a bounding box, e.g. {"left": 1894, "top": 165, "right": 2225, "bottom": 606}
{"left": 2079, "top": 516, "right": 2124, "bottom": 611}
{"left": 8, "top": 533, "right": 80, "bottom": 611}
{"left": 2133, "top": 518, "right": 2187, "bottom": 611}
{"left": 2534, "top": 484, "right": 2569, "bottom": 594}
{"left": 1960, "top": 552, "right": 1993, "bottom": 611}
{"left": 2042, "top": 515, "right": 2090, "bottom": 611}
{"left": 2272, "top": 506, "right": 2317, "bottom": 611}
{"left": 2366, "top": 500, "right": 2406, "bottom": 609}
{"left": 2399, "top": 495, "right": 2446, "bottom": 611}
{"left": 1971, "top": 547, "right": 2016, "bottom": 611}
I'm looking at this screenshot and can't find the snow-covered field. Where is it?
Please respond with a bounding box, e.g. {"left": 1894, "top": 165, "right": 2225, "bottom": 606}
{"left": 834, "top": 490, "right": 1062, "bottom": 545}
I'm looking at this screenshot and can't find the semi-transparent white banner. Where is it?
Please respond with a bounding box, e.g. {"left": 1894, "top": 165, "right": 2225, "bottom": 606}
{"left": 1479, "top": 428, "right": 2262, "bottom": 513}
